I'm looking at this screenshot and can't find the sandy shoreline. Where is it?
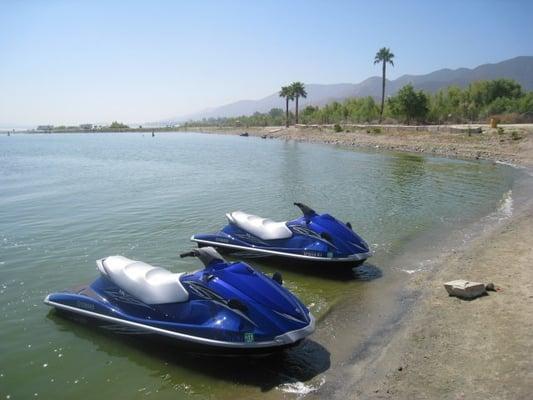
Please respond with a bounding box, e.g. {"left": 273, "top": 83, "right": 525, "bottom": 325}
{"left": 330, "top": 188, "right": 533, "bottom": 399}
{"left": 185, "top": 124, "right": 533, "bottom": 399}
{"left": 180, "top": 124, "right": 533, "bottom": 168}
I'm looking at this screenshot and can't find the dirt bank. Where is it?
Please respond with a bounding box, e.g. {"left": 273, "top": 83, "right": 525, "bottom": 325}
{"left": 181, "top": 124, "right": 533, "bottom": 167}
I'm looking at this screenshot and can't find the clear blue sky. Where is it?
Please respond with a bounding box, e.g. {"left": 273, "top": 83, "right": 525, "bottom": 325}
{"left": 1, "top": 0, "right": 532, "bottom": 127}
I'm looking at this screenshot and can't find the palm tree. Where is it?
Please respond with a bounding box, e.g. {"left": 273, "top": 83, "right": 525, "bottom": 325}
{"left": 279, "top": 85, "right": 294, "bottom": 127}
{"left": 374, "top": 47, "right": 395, "bottom": 123}
{"left": 290, "top": 82, "right": 307, "bottom": 124}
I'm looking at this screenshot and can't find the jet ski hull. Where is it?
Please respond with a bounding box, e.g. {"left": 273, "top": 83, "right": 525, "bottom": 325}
{"left": 191, "top": 236, "right": 370, "bottom": 265}
{"left": 44, "top": 254, "right": 315, "bottom": 355}
{"left": 46, "top": 295, "right": 314, "bottom": 354}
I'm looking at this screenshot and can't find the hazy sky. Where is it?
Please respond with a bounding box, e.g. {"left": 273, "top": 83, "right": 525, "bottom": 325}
{"left": 1, "top": 0, "right": 532, "bottom": 127}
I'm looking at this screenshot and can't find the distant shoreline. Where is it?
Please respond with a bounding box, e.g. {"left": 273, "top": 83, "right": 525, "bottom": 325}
{"left": 178, "top": 123, "right": 533, "bottom": 167}
{"left": 5, "top": 127, "right": 181, "bottom": 134}
{"left": 7, "top": 123, "right": 533, "bottom": 167}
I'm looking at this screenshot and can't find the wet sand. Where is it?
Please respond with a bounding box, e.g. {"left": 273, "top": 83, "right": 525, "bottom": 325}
{"left": 333, "top": 194, "right": 533, "bottom": 399}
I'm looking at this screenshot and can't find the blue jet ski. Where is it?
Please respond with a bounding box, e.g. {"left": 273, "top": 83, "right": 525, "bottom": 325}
{"left": 44, "top": 247, "right": 315, "bottom": 354}
{"left": 191, "top": 203, "right": 372, "bottom": 265}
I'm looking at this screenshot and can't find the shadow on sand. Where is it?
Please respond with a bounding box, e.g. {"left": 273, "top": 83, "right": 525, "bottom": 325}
{"left": 47, "top": 312, "right": 331, "bottom": 392}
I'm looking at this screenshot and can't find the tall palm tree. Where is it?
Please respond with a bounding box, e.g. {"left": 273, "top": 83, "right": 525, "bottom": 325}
{"left": 279, "top": 85, "right": 294, "bottom": 127}
{"left": 290, "top": 82, "right": 307, "bottom": 124}
{"left": 374, "top": 47, "right": 395, "bottom": 123}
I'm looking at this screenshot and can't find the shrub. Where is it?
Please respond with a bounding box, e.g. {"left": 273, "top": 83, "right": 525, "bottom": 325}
{"left": 334, "top": 124, "right": 343, "bottom": 133}
{"left": 388, "top": 84, "right": 429, "bottom": 124}
{"left": 109, "top": 121, "right": 129, "bottom": 129}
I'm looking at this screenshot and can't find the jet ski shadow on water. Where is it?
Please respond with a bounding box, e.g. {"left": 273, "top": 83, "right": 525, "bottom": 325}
{"left": 47, "top": 311, "right": 330, "bottom": 392}
{"left": 231, "top": 254, "right": 383, "bottom": 282}
{"left": 191, "top": 203, "right": 373, "bottom": 269}
{"left": 44, "top": 247, "right": 315, "bottom": 355}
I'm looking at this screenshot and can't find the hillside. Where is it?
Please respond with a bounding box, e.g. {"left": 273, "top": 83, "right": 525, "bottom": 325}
{"left": 169, "top": 56, "right": 533, "bottom": 122}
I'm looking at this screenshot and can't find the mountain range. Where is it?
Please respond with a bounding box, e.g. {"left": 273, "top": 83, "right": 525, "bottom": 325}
{"left": 168, "top": 56, "right": 533, "bottom": 123}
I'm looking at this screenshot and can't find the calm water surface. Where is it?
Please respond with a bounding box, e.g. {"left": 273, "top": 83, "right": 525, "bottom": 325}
{"left": 0, "top": 132, "right": 517, "bottom": 399}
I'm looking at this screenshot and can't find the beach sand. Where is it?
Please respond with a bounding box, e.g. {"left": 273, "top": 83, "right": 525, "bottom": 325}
{"left": 337, "top": 196, "right": 533, "bottom": 399}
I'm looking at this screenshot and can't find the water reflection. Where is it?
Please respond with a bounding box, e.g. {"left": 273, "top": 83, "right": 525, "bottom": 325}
{"left": 229, "top": 254, "right": 383, "bottom": 282}
{"left": 47, "top": 311, "right": 330, "bottom": 393}
{"left": 390, "top": 153, "right": 426, "bottom": 189}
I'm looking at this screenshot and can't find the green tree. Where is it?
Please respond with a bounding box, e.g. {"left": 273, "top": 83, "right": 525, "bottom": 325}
{"left": 389, "top": 84, "right": 429, "bottom": 124}
{"left": 483, "top": 97, "right": 518, "bottom": 117}
{"left": 185, "top": 79, "right": 531, "bottom": 127}
{"left": 299, "top": 106, "right": 318, "bottom": 124}
{"left": 290, "top": 82, "right": 307, "bottom": 124}
{"left": 374, "top": 47, "right": 395, "bottom": 123}
{"left": 279, "top": 86, "right": 294, "bottom": 127}
{"left": 518, "top": 92, "right": 533, "bottom": 114}
{"left": 472, "top": 79, "right": 522, "bottom": 120}
{"left": 348, "top": 96, "right": 379, "bottom": 122}
{"left": 267, "top": 108, "right": 285, "bottom": 125}
{"left": 268, "top": 108, "right": 283, "bottom": 118}
{"left": 109, "top": 121, "right": 129, "bottom": 129}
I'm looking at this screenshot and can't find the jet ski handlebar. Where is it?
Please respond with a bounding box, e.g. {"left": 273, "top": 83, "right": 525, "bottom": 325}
{"left": 294, "top": 202, "right": 317, "bottom": 217}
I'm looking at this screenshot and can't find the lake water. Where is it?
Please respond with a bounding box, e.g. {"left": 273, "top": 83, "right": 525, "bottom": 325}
{"left": 0, "top": 132, "right": 519, "bottom": 399}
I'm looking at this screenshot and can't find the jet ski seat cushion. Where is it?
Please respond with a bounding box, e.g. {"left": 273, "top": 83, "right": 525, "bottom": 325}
{"left": 97, "top": 256, "right": 189, "bottom": 304}
{"left": 226, "top": 211, "right": 293, "bottom": 240}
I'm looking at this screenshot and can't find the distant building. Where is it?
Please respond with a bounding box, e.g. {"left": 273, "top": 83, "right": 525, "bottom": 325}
{"left": 79, "top": 124, "right": 93, "bottom": 130}
{"left": 37, "top": 125, "right": 54, "bottom": 131}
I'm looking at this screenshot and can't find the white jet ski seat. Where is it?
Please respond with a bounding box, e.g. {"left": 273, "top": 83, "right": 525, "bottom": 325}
{"left": 97, "top": 256, "right": 189, "bottom": 304}
{"left": 226, "top": 211, "right": 293, "bottom": 240}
